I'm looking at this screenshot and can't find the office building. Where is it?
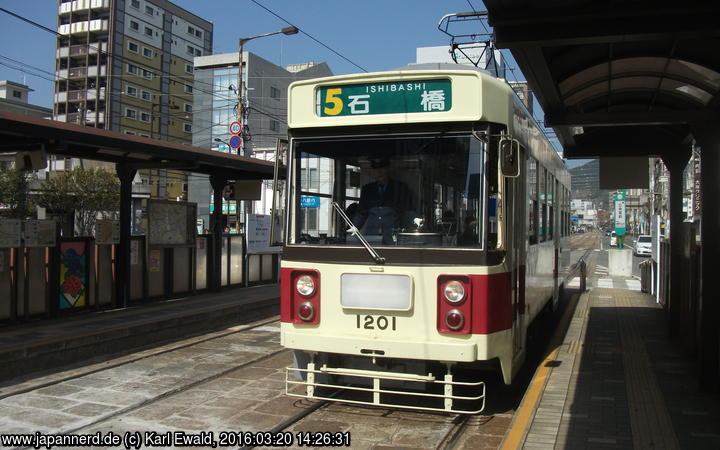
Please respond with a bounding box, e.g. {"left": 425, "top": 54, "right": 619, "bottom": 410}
{"left": 190, "top": 52, "right": 331, "bottom": 230}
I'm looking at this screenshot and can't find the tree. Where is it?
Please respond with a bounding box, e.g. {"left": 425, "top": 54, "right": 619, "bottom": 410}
{"left": 37, "top": 168, "right": 120, "bottom": 236}
{"left": 0, "top": 163, "right": 33, "bottom": 219}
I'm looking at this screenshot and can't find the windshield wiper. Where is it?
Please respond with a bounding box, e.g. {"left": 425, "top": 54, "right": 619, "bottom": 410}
{"left": 332, "top": 201, "right": 386, "bottom": 265}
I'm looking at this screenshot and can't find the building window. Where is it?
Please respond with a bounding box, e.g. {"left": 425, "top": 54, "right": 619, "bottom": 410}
{"left": 184, "top": 64, "right": 193, "bottom": 74}
{"left": 186, "top": 45, "right": 194, "bottom": 55}
{"left": 194, "top": 48, "right": 202, "bottom": 56}
{"left": 145, "top": 5, "right": 154, "bottom": 15}
{"left": 125, "top": 108, "right": 137, "bottom": 119}
{"left": 195, "top": 29, "right": 202, "bottom": 38}
{"left": 126, "top": 85, "right": 137, "bottom": 97}
{"left": 141, "top": 90, "right": 151, "bottom": 101}
{"left": 184, "top": 103, "right": 192, "bottom": 113}
{"left": 183, "top": 123, "right": 192, "bottom": 133}
{"left": 187, "top": 25, "right": 195, "bottom": 35}
{"left": 130, "top": 0, "right": 139, "bottom": 8}
{"left": 184, "top": 84, "right": 193, "bottom": 94}
{"left": 142, "top": 69, "right": 153, "bottom": 80}
{"left": 270, "top": 86, "right": 280, "bottom": 99}
{"left": 140, "top": 112, "right": 151, "bottom": 123}
{"left": 144, "top": 26, "right": 153, "bottom": 37}
{"left": 124, "top": 130, "right": 136, "bottom": 135}
{"left": 270, "top": 120, "right": 279, "bottom": 131}
{"left": 129, "top": 20, "right": 139, "bottom": 31}
{"left": 139, "top": 133, "right": 150, "bottom": 138}
{"left": 142, "top": 47, "right": 153, "bottom": 58}
{"left": 128, "top": 41, "right": 139, "bottom": 53}
{"left": 127, "top": 64, "right": 139, "bottom": 75}
{"left": 12, "top": 90, "right": 22, "bottom": 99}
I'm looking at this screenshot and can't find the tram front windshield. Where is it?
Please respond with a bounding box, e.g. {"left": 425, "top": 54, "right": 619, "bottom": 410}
{"left": 291, "top": 134, "right": 485, "bottom": 249}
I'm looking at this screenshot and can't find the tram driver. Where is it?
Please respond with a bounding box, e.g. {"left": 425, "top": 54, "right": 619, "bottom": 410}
{"left": 351, "top": 158, "right": 415, "bottom": 245}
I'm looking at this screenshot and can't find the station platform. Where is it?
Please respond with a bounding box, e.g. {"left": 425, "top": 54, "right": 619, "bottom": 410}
{"left": 503, "top": 286, "right": 720, "bottom": 450}
{"left": 0, "top": 285, "right": 279, "bottom": 384}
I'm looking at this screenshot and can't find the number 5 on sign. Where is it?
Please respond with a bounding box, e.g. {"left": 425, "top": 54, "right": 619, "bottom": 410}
{"left": 323, "top": 88, "right": 343, "bottom": 115}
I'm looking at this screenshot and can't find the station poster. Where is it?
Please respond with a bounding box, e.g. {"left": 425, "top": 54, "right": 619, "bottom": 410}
{"left": 246, "top": 214, "right": 281, "bottom": 254}
{"left": 58, "top": 241, "right": 87, "bottom": 310}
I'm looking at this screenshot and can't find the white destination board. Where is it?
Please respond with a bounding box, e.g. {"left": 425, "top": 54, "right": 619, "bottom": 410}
{"left": 0, "top": 219, "right": 21, "bottom": 248}
{"left": 24, "top": 220, "right": 57, "bottom": 247}
{"left": 96, "top": 220, "right": 120, "bottom": 245}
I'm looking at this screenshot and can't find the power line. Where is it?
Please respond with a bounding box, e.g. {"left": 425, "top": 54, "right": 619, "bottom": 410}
{"left": 247, "top": 0, "right": 368, "bottom": 73}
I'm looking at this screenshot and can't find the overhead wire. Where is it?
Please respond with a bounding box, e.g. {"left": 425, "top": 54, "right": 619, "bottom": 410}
{"left": 247, "top": 0, "right": 368, "bottom": 73}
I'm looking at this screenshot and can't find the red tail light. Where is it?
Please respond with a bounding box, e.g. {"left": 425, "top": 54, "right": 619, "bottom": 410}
{"left": 437, "top": 276, "right": 471, "bottom": 334}
{"left": 281, "top": 269, "right": 320, "bottom": 325}
{"left": 445, "top": 309, "right": 465, "bottom": 330}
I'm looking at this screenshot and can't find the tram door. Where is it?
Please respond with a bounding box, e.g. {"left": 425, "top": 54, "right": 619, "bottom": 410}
{"left": 511, "top": 150, "right": 526, "bottom": 357}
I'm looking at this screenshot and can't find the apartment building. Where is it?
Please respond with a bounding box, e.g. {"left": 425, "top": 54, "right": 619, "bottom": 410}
{"left": 53, "top": 0, "right": 212, "bottom": 203}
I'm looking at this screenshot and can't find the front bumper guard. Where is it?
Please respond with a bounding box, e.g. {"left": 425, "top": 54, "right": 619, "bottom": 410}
{"left": 285, "top": 363, "right": 485, "bottom": 414}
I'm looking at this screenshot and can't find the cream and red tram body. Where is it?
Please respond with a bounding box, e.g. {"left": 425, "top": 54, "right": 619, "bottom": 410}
{"left": 279, "top": 66, "right": 572, "bottom": 413}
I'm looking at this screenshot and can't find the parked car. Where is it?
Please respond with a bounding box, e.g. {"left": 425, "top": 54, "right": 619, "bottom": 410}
{"left": 634, "top": 235, "right": 652, "bottom": 256}
{"left": 610, "top": 231, "right": 617, "bottom": 247}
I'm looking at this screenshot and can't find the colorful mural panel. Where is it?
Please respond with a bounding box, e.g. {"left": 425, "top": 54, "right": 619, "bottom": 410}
{"left": 59, "top": 241, "right": 87, "bottom": 309}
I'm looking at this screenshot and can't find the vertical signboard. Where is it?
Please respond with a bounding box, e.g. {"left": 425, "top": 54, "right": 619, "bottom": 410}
{"left": 614, "top": 191, "right": 626, "bottom": 236}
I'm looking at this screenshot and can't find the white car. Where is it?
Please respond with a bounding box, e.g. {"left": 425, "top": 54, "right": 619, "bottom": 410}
{"left": 610, "top": 231, "right": 617, "bottom": 247}
{"left": 634, "top": 235, "right": 652, "bottom": 256}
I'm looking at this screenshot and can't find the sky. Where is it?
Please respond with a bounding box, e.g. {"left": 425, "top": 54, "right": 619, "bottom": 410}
{"left": 0, "top": 0, "right": 586, "bottom": 166}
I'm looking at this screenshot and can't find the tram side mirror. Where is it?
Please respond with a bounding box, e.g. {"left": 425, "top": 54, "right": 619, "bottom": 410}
{"left": 500, "top": 138, "right": 520, "bottom": 178}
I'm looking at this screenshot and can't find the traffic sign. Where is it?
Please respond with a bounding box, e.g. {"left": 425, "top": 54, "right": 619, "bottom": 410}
{"left": 228, "top": 135, "right": 243, "bottom": 149}
{"left": 229, "top": 121, "right": 242, "bottom": 135}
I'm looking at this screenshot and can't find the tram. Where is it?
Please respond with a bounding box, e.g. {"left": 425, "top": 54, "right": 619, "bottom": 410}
{"left": 277, "top": 64, "right": 572, "bottom": 413}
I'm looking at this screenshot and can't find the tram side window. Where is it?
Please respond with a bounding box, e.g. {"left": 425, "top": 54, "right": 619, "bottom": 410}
{"left": 528, "top": 157, "right": 537, "bottom": 245}
{"left": 548, "top": 177, "right": 555, "bottom": 238}
{"left": 539, "top": 167, "right": 547, "bottom": 242}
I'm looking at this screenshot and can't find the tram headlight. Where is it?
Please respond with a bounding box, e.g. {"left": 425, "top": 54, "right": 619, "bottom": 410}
{"left": 445, "top": 309, "right": 465, "bottom": 331}
{"left": 296, "top": 275, "right": 315, "bottom": 297}
{"left": 443, "top": 281, "right": 465, "bottom": 303}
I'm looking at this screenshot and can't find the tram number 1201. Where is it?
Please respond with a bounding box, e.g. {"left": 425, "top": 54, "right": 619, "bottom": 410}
{"left": 356, "top": 315, "right": 397, "bottom": 331}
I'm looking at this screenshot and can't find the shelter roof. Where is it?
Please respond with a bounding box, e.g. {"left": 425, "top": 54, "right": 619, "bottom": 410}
{"left": 0, "top": 111, "right": 275, "bottom": 179}
{"left": 484, "top": 0, "right": 720, "bottom": 158}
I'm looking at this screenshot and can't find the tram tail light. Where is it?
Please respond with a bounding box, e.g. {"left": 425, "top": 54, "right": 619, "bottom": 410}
{"left": 280, "top": 269, "right": 320, "bottom": 325}
{"left": 437, "top": 276, "right": 471, "bottom": 334}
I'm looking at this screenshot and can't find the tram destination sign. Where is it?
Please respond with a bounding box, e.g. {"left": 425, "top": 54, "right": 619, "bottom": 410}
{"left": 317, "top": 79, "right": 452, "bottom": 117}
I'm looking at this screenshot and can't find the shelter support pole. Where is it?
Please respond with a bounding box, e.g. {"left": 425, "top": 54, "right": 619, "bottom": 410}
{"left": 661, "top": 147, "right": 691, "bottom": 339}
{"left": 116, "top": 163, "right": 137, "bottom": 308}
{"left": 209, "top": 174, "right": 227, "bottom": 292}
{"left": 693, "top": 125, "right": 720, "bottom": 392}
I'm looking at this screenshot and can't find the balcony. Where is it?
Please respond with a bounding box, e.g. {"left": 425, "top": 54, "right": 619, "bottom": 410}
{"left": 54, "top": 111, "right": 105, "bottom": 125}
{"left": 56, "top": 41, "right": 108, "bottom": 58}
{"left": 54, "top": 87, "right": 106, "bottom": 103}
{"left": 59, "top": 0, "right": 110, "bottom": 15}
{"left": 58, "top": 64, "right": 107, "bottom": 79}
{"left": 58, "top": 18, "right": 109, "bottom": 35}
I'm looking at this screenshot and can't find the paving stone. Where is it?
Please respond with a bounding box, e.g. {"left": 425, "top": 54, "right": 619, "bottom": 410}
{"left": 63, "top": 401, "right": 121, "bottom": 417}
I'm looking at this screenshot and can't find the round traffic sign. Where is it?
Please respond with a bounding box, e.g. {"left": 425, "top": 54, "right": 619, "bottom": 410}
{"left": 228, "top": 135, "right": 243, "bottom": 149}
{"left": 229, "top": 121, "right": 242, "bottom": 135}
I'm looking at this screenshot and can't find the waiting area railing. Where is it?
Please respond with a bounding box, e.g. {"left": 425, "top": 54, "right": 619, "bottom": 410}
{"left": 0, "top": 234, "right": 279, "bottom": 321}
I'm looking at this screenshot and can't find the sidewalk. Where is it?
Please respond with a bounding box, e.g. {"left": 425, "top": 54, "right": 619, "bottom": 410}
{"left": 510, "top": 287, "right": 720, "bottom": 449}
{"left": 0, "top": 285, "right": 279, "bottom": 383}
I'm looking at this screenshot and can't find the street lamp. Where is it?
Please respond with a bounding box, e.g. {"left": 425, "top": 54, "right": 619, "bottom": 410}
{"left": 237, "top": 26, "right": 299, "bottom": 157}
